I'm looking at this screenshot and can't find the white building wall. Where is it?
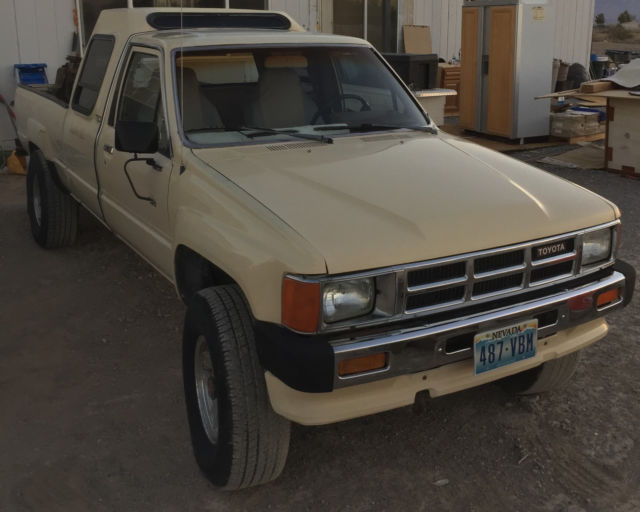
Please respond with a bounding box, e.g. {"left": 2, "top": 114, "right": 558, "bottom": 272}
{"left": 269, "top": 0, "right": 314, "bottom": 30}
{"left": 411, "top": 0, "right": 463, "bottom": 61}
{"left": 552, "top": 0, "right": 595, "bottom": 67}
{"left": 0, "top": 0, "right": 76, "bottom": 149}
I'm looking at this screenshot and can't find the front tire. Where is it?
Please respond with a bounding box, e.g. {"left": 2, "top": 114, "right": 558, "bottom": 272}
{"left": 26, "top": 149, "right": 78, "bottom": 248}
{"left": 500, "top": 351, "right": 581, "bottom": 395}
{"left": 183, "top": 285, "right": 290, "bottom": 490}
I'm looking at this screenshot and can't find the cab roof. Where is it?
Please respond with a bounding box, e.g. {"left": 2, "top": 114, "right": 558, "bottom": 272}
{"left": 92, "top": 8, "right": 369, "bottom": 51}
{"left": 93, "top": 7, "right": 306, "bottom": 34}
{"left": 132, "top": 29, "right": 369, "bottom": 50}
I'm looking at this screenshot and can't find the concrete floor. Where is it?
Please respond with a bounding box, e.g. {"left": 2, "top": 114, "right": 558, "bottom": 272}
{"left": 1, "top": 148, "right": 639, "bottom": 511}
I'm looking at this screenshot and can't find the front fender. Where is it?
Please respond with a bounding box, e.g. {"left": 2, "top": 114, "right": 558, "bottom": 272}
{"left": 171, "top": 163, "right": 327, "bottom": 323}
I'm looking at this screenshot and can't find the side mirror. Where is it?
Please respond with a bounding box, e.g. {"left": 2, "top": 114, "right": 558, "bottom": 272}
{"left": 115, "top": 120, "right": 159, "bottom": 154}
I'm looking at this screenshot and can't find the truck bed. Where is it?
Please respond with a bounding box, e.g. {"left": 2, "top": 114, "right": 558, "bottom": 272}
{"left": 15, "top": 83, "right": 69, "bottom": 161}
{"left": 18, "top": 83, "right": 69, "bottom": 108}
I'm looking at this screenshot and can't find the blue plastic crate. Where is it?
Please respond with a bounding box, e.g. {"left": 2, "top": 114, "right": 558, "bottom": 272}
{"left": 569, "top": 106, "right": 606, "bottom": 122}
{"left": 14, "top": 63, "right": 48, "bottom": 85}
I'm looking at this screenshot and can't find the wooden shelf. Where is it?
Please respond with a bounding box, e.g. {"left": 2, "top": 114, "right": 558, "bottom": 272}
{"left": 550, "top": 132, "right": 605, "bottom": 144}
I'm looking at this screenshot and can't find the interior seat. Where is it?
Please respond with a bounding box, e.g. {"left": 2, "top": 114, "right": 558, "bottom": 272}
{"left": 177, "top": 67, "right": 224, "bottom": 132}
{"left": 250, "top": 67, "right": 317, "bottom": 128}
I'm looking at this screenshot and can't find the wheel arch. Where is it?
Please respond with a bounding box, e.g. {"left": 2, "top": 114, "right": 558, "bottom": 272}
{"left": 26, "top": 119, "right": 55, "bottom": 160}
{"left": 27, "top": 142, "right": 70, "bottom": 195}
{"left": 174, "top": 244, "right": 237, "bottom": 303}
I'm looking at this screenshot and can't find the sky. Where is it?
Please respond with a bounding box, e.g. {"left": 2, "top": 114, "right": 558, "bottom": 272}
{"left": 594, "top": 0, "right": 640, "bottom": 24}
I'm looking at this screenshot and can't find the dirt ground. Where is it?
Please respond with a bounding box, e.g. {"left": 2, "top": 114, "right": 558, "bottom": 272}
{"left": 591, "top": 40, "right": 640, "bottom": 56}
{"left": 1, "top": 148, "right": 639, "bottom": 512}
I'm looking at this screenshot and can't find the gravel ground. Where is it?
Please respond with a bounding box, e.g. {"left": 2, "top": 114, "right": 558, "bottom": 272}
{"left": 1, "top": 146, "right": 639, "bottom": 512}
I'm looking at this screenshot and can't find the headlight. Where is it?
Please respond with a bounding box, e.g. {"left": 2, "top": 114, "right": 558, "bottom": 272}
{"left": 582, "top": 228, "right": 612, "bottom": 266}
{"left": 323, "top": 278, "right": 375, "bottom": 323}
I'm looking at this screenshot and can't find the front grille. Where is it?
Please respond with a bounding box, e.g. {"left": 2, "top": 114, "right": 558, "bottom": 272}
{"left": 407, "top": 262, "right": 466, "bottom": 287}
{"left": 475, "top": 250, "right": 524, "bottom": 274}
{"left": 406, "top": 286, "right": 465, "bottom": 310}
{"left": 530, "top": 261, "right": 574, "bottom": 283}
{"left": 473, "top": 273, "right": 523, "bottom": 296}
{"left": 405, "top": 234, "right": 581, "bottom": 314}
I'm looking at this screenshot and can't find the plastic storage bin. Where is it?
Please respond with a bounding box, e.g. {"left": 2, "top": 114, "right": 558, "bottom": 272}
{"left": 14, "top": 64, "right": 48, "bottom": 85}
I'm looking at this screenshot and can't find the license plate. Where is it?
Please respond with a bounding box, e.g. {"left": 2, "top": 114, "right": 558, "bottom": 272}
{"left": 474, "top": 319, "right": 538, "bottom": 375}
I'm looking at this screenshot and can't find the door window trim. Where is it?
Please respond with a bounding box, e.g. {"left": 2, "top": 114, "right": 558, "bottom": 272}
{"left": 108, "top": 45, "right": 172, "bottom": 158}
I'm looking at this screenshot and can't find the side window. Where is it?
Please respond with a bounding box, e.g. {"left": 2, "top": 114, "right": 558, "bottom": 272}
{"left": 117, "top": 52, "right": 170, "bottom": 156}
{"left": 72, "top": 36, "right": 115, "bottom": 115}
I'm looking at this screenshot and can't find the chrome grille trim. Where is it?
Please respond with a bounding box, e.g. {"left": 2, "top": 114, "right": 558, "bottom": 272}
{"left": 407, "top": 276, "right": 468, "bottom": 293}
{"left": 403, "top": 223, "right": 619, "bottom": 315}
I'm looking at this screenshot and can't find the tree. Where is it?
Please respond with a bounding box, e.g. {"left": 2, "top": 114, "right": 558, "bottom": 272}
{"left": 618, "top": 10, "right": 635, "bottom": 24}
{"left": 595, "top": 13, "right": 605, "bottom": 26}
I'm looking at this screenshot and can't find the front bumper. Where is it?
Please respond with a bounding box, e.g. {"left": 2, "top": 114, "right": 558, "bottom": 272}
{"left": 266, "top": 318, "right": 609, "bottom": 425}
{"left": 255, "top": 261, "right": 634, "bottom": 394}
{"left": 331, "top": 269, "right": 629, "bottom": 389}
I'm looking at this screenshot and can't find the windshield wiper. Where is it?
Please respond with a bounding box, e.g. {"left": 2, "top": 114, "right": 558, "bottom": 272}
{"left": 320, "top": 123, "right": 437, "bottom": 135}
{"left": 237, "top": 126, "right": 333, "bottom": 144}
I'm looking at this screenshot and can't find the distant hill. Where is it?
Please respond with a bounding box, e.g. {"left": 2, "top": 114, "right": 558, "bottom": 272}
{"left": 595, "top": 0, "right": 640, "bottom": 25}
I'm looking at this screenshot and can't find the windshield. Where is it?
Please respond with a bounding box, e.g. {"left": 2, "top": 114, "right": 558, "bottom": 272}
{"left": 174, "top": 45, "right": 429, "bottom": 146}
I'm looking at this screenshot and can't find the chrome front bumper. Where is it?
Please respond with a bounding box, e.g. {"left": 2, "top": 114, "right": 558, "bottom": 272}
{"left": 332, "top": 270, "right": 628, "bottom": 389}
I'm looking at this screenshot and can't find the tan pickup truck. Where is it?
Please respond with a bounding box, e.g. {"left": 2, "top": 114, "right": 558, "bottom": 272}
{"left": 15, "top": 7, "right": 635, "bottom": 490}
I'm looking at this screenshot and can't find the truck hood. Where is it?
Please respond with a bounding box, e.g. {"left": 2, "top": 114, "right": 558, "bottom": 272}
{"left": 192, "top": 132, "right": 616, "bottom": 274}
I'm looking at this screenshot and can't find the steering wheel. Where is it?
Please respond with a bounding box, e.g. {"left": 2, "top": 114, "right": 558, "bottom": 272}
{"left": 311, "top": 94, "right": 372, "bottom": 125}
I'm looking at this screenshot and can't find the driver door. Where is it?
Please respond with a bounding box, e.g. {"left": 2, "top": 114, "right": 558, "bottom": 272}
{"left": 96, "top": 48, "right": 174, "bottom": 277}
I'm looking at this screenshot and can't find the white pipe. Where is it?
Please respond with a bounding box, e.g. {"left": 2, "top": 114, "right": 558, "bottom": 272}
{"left": 363, "top": 0, "right": 368, "bottom": 40}
{"left": 225, "top": 0, "right": 230, "bottom": 8}
{"left": 127, "top": 0, "right": 134, "bottom": 7}
{"left": 75, "top": 0, "right": 84, "bottom": 57}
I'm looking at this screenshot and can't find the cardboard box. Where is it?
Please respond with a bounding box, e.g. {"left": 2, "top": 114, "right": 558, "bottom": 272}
{"left": 550, "top": 111, "right": 603, "bottom": 138}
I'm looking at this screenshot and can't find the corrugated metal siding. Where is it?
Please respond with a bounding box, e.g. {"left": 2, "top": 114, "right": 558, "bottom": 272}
{"left": 0, "top": 0, "right": 75, "bottom": 148}
{"left": 269, "top": 0, "right": 313, "bottom": 30}
{"left": 411, "top": 0, "right": 594, "bottom": 66}
{"left": 411, "top": 0, "right": 463, "bottom": 60}
{"left": 552, "top": 0, "right": 595, "bottom": 66}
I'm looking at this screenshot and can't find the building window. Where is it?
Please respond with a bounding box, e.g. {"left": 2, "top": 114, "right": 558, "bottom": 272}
{"left": 81, "top": 0, "right": 127, "bottom": 45}
{"left": 134, "top": 0, "right": 266, "bottom": 8}
{"left": 332, "top": 0, "right": 398, "bottom": 52}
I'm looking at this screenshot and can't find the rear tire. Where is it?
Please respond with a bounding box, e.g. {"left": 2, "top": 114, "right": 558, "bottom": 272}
{"left": 26, "top": 149, "right": 78, "bottom": 248}
{"left": 500, "top": 351, "right": 581, "bottom": 395}
{"left": 183, "top": 285, "right": 290, "bottom": 490}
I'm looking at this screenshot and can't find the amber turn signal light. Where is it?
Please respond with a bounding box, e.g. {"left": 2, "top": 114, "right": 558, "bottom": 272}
{"left": 597, "top": 288, "right": 620, "bottom": 308}
{"left": 282, "top": 277, "right": 320, "bottom": 333}
{"left": 338, "top": 353, "right": 387, "bottom": 377}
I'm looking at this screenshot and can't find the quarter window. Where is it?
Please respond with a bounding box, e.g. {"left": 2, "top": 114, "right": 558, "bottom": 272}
{"left": 72, "top": 36, "right": 115, "bottom": 115}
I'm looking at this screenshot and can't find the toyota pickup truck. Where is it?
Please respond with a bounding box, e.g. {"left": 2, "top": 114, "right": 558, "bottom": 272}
{"left": 15, "top": 7, "right": 635, "bottom": 490}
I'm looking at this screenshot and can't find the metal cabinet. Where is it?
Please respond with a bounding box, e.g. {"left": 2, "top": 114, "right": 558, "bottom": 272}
{"left": 460, "top": 0, "right": 555, "bottom": 139}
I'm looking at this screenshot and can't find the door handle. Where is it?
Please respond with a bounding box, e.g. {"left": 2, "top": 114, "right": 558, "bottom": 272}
{"left": 103, "top": 144, "right": 114, "bottom": 155}
{"left": 482, "top": 55, "right": 490, "bottom": 75}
